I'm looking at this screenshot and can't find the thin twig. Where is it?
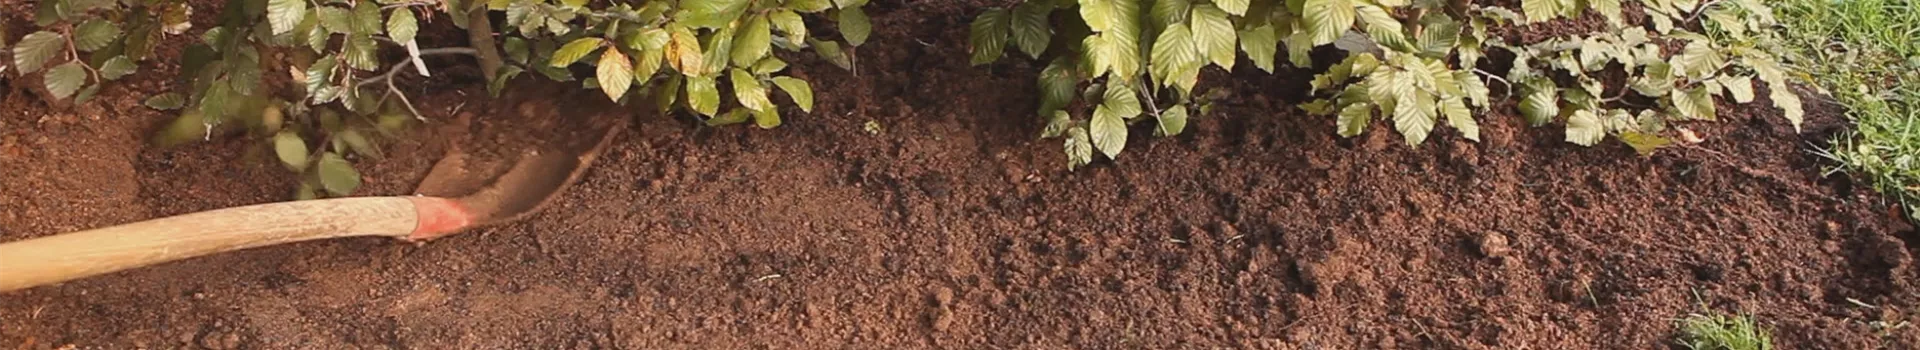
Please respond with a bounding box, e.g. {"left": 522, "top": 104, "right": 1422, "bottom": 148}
{"left": 1682, "top": 0, "right": 1726, "bottom": 27}
{"left": 381, "top": 1, "right": 433, "bottom": 10}
{"left": 354, "top": 47, "right": 477, "bottom": 86}
{"left": 1473, "top": 68, "right": 1515, "bottom": 97}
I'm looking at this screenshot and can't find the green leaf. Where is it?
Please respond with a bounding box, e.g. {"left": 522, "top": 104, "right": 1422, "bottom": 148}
{"left": 1011, "top": 2, "right": 1052, "bottom": 59}
{"left": 72, "top": 20, "right": 121, "bottom": 52}
{"left": 43, "top": 62, "right": 86, "bottom": 100}
{"left": 598, "top": 50, "right": 634, "bottom": 101}
{"left": 1089, "top": 33, "right": 1141, "bottom": 81}
{"left": 1619, "top": 131, "right": 1671, "bottom": 156}
{"left": 488, "top": 66, "right": 525, "bottom": 97}
{"left": 269, "top": 0, "right": 307, "bottom": 35}
{"left": 732, "top": 15, "right": 773, "bottom": 67}
{"left": 1303, "top": 0, "right": 1356, "bottom": 45}
{"left": 317, "top": 153, "right": 362, "bottom": 196}
{"left": 668, "top": 26, "right": 707, "bottom": 74}
{"left": 811, "top": 39, "right": 852, "bottom": 70}
{"left": 1522, "top": 0, "right": 1561, "bottom": 23}
{"left": 707, "top": 108, "right": 752, "bottom": 126}
{"left": 1771, "top": 87, "right": 1804, "bottom": 132}
{"left": 1592, "top": 0, "right": 1624, "bottom": 27}
{"left": 145, "top": 93, "right": 187, "bottom": 110}
{"left": 1065, "top": 126, "right": 1094, "bottom": 170}
{"left": 1675, "top": 41, "right": 1723, "bottom": 79}
{"left": 1673, "top": 86, "right": 1716, "bottom": 120}
{"left": 1519, "top": 82, "right": 1559, "bottom": 126}
{"left": 753, "top": 104, "right": 782, "bottom": 128}
{"left": 344, "top": 34, "right": 378, "bottom": 71}
{"left": 304, "top": 55, "right": 338, "bottom": 103}
{"left": 1441, "top": 96, "right": 1478, "bottom": 141}
{"left": 1190, "top": 5, "right": 1236, "bottom": 70}
{"left": 1216, "top": 0, "right": 1249, "bottom": 15}
{"left": 352, "top": 2, "right": 385, "bottom": 35}
{"left": 274, "top": 131, "right": 310, "bottom": 171}
{"left": 686, "top": 76, "right": 720, "bottom": 116}
{"left": 1038, "top": 58, "right": 1079, "bottom": 116}
{"left": 969, "top": 8, "right": 1011, "bottom": 66}
{"left": 13, "top": 31, "right": 63, "bottom": 74}
{"left": 1102, "top": 82, "right": 1143, "bottom": 119}
{"left": 388, "top": 8, "right": 419, "bottom": 43}
{"left": 1392, "top": 90, "right": 1436, "bottom": 146}
{"left": 72, "top": 84, "right": 101, "bottom": 105}
{"left": 752, "top": 56, "right": 788, "bottom": 75}
{"left": 504, "top": 37, "right": 531, "bottom": 64}
{"left": 1564, "top": 109, "right": 1605, "bottom": 146}
{"left": 1354, "top": 4, "right": 1403, "bottom": 50}
{"left": 1043, "top": 110, "right": 1072, "bottom": 138}
{"left": 701, "top": 27, "right": 737, "bottom": 80}
{"left": 1150, "top": 0, "right": 1190, "bottom": 29}
{"left": 839, "top": 6, "right": 872, "bottom": 46}
{"left": 1090, "top": 104, "right": 1129, "bottom": 159}
{"left": 790, "top": 0, "right": 833, "bottom": 12}
{"left": 1337, "top": 102, "right": 1372, "bottom": 137}
{"left": 1150, "top": 26, "right": 1199, "bottom": 88}
{"left": 770, "top": 10, "right": 808, "bottom": 44}
{"left": 318, "top": 6, "right": 352, "bottom": 34}
{"left": 1157, "top": 104, "right": 1189, "bottom": 136}
{"left": 1239, "top": 24, "right": 1279, "bottom": 73}
{"left": 552, "top": 37, "right": 606, "bottom": 67}
{"left": 99, "top": 56, "right": 136, "bottom": 81}
{"left": 772, "top": 76, "right": 814, "bottom": 112}
{"left": 338, "top": 130, "right": 381, "bottom": 159}
{"left": 1719, "top": 75, "right": 1754, "bottom": 103}
{"left": 731, "top": 68, "right": 772, "bottom": 112}
{"left": 1082, "top": 0, "right": 1125, "bottom": 32}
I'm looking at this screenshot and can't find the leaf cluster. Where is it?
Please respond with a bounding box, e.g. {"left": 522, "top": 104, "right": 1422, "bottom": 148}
{"left": 8, "top": 0, "right": 187, "bottom": 104}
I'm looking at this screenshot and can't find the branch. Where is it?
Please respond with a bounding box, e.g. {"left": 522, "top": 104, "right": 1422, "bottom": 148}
{"left": 465, "top": 8, "right": 506, "bottom": 82}
{"left": 1473, "top": 68, "right": 1515, "bottom": 98}
{"left": 354, "top": 47, "right": 478, "bottom": 87}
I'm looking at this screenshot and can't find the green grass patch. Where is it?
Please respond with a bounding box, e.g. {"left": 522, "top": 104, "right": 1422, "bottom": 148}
{"left": 1675, "top": 311, "right": 1775, "bottom": 350}
{"left": 1776, "top": 0, "right": 1920, "bottom": 219}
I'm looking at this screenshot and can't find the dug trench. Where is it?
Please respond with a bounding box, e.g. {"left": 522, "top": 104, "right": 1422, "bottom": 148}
{"left": 3, "top": 3, "right": 1919, "bottom": 350}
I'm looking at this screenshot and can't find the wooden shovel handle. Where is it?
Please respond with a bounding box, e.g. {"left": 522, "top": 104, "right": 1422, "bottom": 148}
{"left": 0, "top": 196, "right": 471, "bottom": 292}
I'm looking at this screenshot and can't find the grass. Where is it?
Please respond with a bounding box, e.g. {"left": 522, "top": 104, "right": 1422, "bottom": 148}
{"left": 1675, "top": 312, "right": 1775, "bottom": 350}
{"left": 1773, "top": 0, "right": 1920, "bottom": 219}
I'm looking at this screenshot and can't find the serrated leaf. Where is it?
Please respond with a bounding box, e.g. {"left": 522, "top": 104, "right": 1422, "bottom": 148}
{"left": 269, "top": 0, "right": 307, "bottom": 35}
{"left": 338, "top": 130, "right": 381, "bottom": 159}
{"left": 1089, "top": 33, "right": 1142, "bottom": 81}
{"left": 771, "top": 76, "right": 814, "bottom": 113}
{"left": 317, "top": 153, "right": 361, "bottom": 196}
{"left": 318, "top": 6, "right": 352, "bottom": 34}
{"left": 701, "top": 28, "right": 738, "bottom": 80}
{"left": 1150, "top": 26, "right": 1199, "bottom": 88}
{"left": 1442, "top": 96, "right": 1478, "bottom": 141}
{"left": 1337, "top": 102, "right": 1372, "bottom": 137}
{"left": 1090, "top": 104, "right": 1129, "bottom": 159}
{"left": 1592, "top": 0, "right": 1624, "bottom": 27}
{"left": 99, "top": 56, "right": 136, "bottom": 81}
{"left": 1150, "top": 0, "right": 1189, "bottom": 28}
{"left": 791, "top": 0, "right": 833, "bottom": 12}
{"left": 1190, "top": 5, "right": 1236, "bottom": 70}
{"left": 1673, "top": 86, "right": 1716, "bottom": 120}
{"left": 706, "top": 108, "right": 751, "bottom": 126}
{"left": 1102, "top": 82, "right": 1143, "bottom": 118}
{"left": 1011, "top": 2, "right": 1052, "bottom": 59}
{"left": 1304, "top": 0, "right": 1356, "bottom": 45}
{"left": 552, "top": 37, "right": 606, "bottom": 67}
{"left": 352, "top": 2, "right": 384, "bottom": 35}
{"left": 305, "top": 55, "right": 338, "bottom": 103}
{"left": 1043, "top": 110, "right": 1072, "bottom": 138}
{"left": 1772, "top": 87, "right": 1804, "bottom": 132}
{"left": 388, "top": 8, "right": 419, "bottom": 43}
{"left": 1519, "top": 83, "right": 1559, "bottom": 126}
{"left": 1619, "top": 131, "right": 1671, "bottom": 156}
{"left": 1719, "top": 75, "right": 1754, "bottom": 103}
{"left": 344, "top": 34, "right": 378, "bottom": 71}
{"left": 1355, "top": 4, "right": 1405, "bottom": 50}
{"left": 145, "top": 93, "right": 187, "bottom": 110}
{"left": 730, "top": 69, "right": 773, "bottom": 112}
{"left": 274, "top": 131, "right": 310, "bottom": 171}
{"left": 1455, "top": 71, "right": 1490, "bottom": 108}
{"left": 1565, "top": 109, "right": 1605, "bottom": 146}
{"left": 1240, "top": 24, "right": 1279, "bottom": 73}
{"left": 1521, "top": 0, "right": 1561, "bottom": 23}
{"left": 304, "top": 12, "right": 330, "bottom": 52}
{"left": 13, "top": 31, "right": 63, "bottom": 74}
{"left": 598, "top": 50, "right": 634, "bottom": 101}
{"left": 1157, "top": 104, "right": 1189, "bottom": 136}
{"left": 668, "top": 26, "right": 706, "bottom": 74}
{"left": 839, "top": 6, "right": 872, "bottom": 46}
{"left": 771, "top": 10, "right": 808, "bottom": 44}
{"left": 811, "top": 39, "right": 852, "bottom": 70}
{"left": 1038, "top": 59, "right": 1079, "bottom": 115}
{"left": 970, "top": 8, "right": 1011, "bottom": 65}
{"left": 732, "top": 15, "right": 773, "bottom": 67}
{"left": 504, "top": 37, "right": 531, "bottom": 64}
{"left": 1746, "top": 55, "right": 1786, "bottom": 87}
{"left": 42, "top": 62, "right": 86, "bottom": 100}
{"left": 1392, "top": 90, "right": 1436, "bottom": 145}
{"left": 1082, "top": 0, "right": 1125, "bottom": 32}
{"left": 752, "top": 56, "right": 788, "bottom": 75}
{"left": 686, "top": 76, "right": 720, "bottom": 116}
{"left": 1216, "top": 0, "right": 1249, "bottom": 15}
{"left": 1065, "top": 126, "right": 1094, "bottom": 170}
{"left": 753, "top": 104, "right": 782, "bottom": 128}
{"left": 72, "top": 20, "right": 121, "bottom": 52}
{"left": 1676, "top": 41, "right": 1723, "bottom": 79}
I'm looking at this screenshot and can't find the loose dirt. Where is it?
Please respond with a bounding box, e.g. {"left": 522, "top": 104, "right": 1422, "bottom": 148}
{"left": 3, "top": 2, "right": 1917, "bottom": 349}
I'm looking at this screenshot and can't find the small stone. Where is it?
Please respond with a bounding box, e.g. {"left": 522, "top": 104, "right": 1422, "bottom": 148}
{"left": 1477, "top": 232, "right": 1512, "bottom": 259}
{"left": 933, "top": 287, "right": 954, "bottom": 306}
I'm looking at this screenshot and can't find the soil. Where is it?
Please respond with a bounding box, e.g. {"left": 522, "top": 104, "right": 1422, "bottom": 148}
{"left": 4, "top": 1, "right": 1919, "bottom": 349}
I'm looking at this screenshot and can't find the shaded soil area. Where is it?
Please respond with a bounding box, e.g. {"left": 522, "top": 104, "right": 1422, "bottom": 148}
{"left": 4, "top": 2, "right": 1920, "bottom": 349}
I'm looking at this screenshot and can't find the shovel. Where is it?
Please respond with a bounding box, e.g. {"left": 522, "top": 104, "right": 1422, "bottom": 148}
{"left": 0, "top": 83, "right": 627, "bottom": 292}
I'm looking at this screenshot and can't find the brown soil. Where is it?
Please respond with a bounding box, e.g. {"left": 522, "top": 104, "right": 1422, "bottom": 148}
{"left": 4, "top": 2, "right": 1919, "bottom": 349}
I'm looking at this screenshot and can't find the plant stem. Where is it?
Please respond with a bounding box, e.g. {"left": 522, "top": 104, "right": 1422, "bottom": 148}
{"left": 466, "top": 8, "right": 506, "bottom": 82}
{"left": 355, "top": 47, "right": 479, "bottom": 87}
